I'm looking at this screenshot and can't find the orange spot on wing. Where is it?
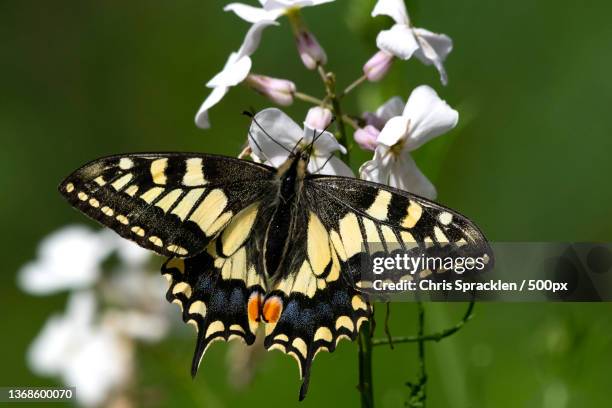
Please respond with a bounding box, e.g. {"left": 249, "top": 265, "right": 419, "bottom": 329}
{"left": 262, "top": 296, "right": 283, "bottom": 324}
{"left": 248, "top": 292, "right": 263, "bottom": 323}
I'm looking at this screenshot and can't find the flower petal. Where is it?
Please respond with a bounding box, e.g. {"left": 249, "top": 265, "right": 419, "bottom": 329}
{"left": 376, "top": 24, "right": 419, "bottom": 60}
{"left": 359, "top": 146, "right": 393, "bottom": 183}
{"left": 224, "top": 3, "right": 281, "bottom": 23}
{"left": 309, "top": 155, "right": 354, "bottom": 177}
{"left": 413, "top": 28, "right": 453, "bottom": 61}
{"left": 376, "top": 96, "right": 405, "bottom": 123}
{"left": 249, "top": 108, "right": 303, "bottom": 167}
{"left": 377, "top": 115, "right": 410, "bottom": 147}
{"left": 402, "top": 85, "right": 458, "bottom": 150}
{"left": 388, "top": 153, "right": 437, "bottom": 199}
{"left": 206, "top": 52, "right": 252, "bottom": 88}
{"left": 27, "top": 291, "right": 97, "bottom": 376}
{"left": 17, "top": 226, "right": 112, "bottom": 294}
{"left": 371, "top": 0, "right": 410, "bottom": 25}
{"left": 195, "top": 86, "right": 229, "bottom": 129}
{"left": 413, "top": 28, "right": 453, "bottom": 85}
{"left": 237, "top": 20, "right": 278, "bottom": 59}
{"left": 264, "top": 0, "right": 335, "bottom": 10}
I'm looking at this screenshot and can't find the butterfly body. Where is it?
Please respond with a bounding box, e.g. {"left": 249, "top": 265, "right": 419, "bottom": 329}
{"left": 59, "top": 148, "right": 492, "bottom": 400}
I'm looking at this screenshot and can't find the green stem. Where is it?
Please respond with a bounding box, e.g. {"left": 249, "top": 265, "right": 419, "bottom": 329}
{"left": 384, "top": 302, "right": 394, "bottom": 349}
{"left": 294, "top": 91, "right": 325, "bottom": 106}
{"left": 358, "top": 322, "right": 374, "bottom": 408}
{"left": 371, "top": 301, "right": 475, "bottom": 346}
{"left": 342, "top": 74, "right": 368, "bottom": 97}
{"left": 320, "top": 68, "right": 351, "bottom": 165}
{"left": 415, "top": 302, "right": 427, "bottom": 407}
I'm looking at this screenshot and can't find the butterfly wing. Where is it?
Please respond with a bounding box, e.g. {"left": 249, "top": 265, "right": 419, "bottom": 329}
{"left": 161, "top": 202, "right": 268, "bottom": 375}
{"left": 59, "top": 153, "right": 274, "bottom": 257}
{"left": 306, "top": 175, "right": 494, "bottom": 282}
{"left": 260, "top": 175, "right": 493, "bottom": 399}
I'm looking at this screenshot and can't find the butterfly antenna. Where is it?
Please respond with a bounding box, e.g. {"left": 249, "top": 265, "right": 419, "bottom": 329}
{"left": 243, "top": 110, "right": 293, "bottom": 154}
{"left": 313, "top": 152, "right": 336, "bottom": 173}
{"left": 290, "top": 137, "right": 304, "bottom": 155}
{"left": 306, "top": 116, "right": 337, "bottom": 156}
{"left": 247, "top": 129, "right": 273, "bottom": 164}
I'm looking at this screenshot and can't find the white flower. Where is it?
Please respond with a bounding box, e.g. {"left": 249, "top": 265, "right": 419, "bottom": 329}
{"left": 225, "top": 0, "right": 334, "bottom": 24}
{"left": 359, "top": 85, "right": 458, "bottom": 199}
{"left": 249, "top": 107, "right": 353, "bottom": 176}
{"left": 27, "top": 291, "right": 132, "bottom": 407}
{"left": 18, "top": 226, "right": 113, "bottom": 294}
{"left": 195, "top": 20, "right": 277, "bottom": 129}
{"left": 225, "top": 0, "right": 331, "bottom": 70}
{"left": 372, "top": 0, "right": 453, "bottom": 85}
{"left": 101, "top": 264, "right": 171, "bottom": 343}
{"left": 18, "top": 226, "right": 150, "bottom": 295}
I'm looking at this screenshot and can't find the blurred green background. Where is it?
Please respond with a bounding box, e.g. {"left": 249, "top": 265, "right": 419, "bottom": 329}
{"left": 2, "top": 0, "right": 612, "bottom": 407}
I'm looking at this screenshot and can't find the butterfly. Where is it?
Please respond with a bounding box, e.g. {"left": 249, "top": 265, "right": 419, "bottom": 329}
{"left": 59, "top": 126, "right": 493, "bottom": 400}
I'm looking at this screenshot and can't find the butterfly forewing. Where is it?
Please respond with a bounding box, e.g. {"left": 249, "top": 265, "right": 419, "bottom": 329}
{"left": 306, "top": 175, "right": 494, "bottom": 282}
{"left": 59, "top": 153, "right": 274, "bottom": 257}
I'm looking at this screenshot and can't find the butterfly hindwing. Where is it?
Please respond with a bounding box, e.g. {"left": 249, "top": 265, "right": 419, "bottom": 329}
{"left": 161, "top": 202, "right": 267, "bottom": 374}
{"left": 60, "top": 153, "right": 274, "bottom": 257}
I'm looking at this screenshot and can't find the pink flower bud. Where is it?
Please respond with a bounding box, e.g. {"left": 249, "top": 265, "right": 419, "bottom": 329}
{"left": 363, "top": 50, "right": 394, "bottom": 82}
{"left": 305, "top": 106, "right": 332, "bottom": 130}
{"left": 362, "top": 112, "right": 386, "bottom": 130}
{"left": 354, "top": 125, "right": 380, "bottom": 151}
{"left": 245, "top": 74, "right": 296, "bottom": 106}
{"left": 295, "top": 30, "right": 327, "bottom": 70}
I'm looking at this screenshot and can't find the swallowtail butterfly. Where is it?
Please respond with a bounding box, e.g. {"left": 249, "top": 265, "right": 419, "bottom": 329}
{"left": 59, "top": 127, "right": 492, "bottom": 399}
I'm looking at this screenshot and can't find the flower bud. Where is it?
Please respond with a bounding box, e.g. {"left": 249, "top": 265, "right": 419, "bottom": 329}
{"left": 305, "top": 107, "right": 332, "bottom": 130}
{"left": 354, "top": 125, "right": 380, "bottom": 151}
{"left": 362, "top": 112, "right": 386, "bottom": 130}
{"left": 295, "top": 30, "right": 327, "bottom": 70}
{"left": 363, "top": 50, "right": 394, "bottom": 82}
{"left": 245, "top": 74, "right": 296, "bottom": 106}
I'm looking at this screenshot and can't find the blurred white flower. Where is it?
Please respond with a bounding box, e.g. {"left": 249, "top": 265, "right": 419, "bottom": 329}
{"left": 195, "top": 20, "right": 277, "bottom": 129}
{"left": 359, "top": 85, "right": 458, "bottom": 199}
{"left": 22, "top": 224, "right": 168, "bottom": 407}
{"left": 371, "top": 0, "right": 453, "bottom": 85}
{"left": 225, "top": 0, "right": 331, "bottom": 70}
{"left": 18, "top": 226, "right": 112, "bottom": 294}
{"left": 101, "top": 263, "right": 171, "bottom": 343}
{"left": 249, "top": 107, "right": 353, "bottom": 176}
{"left": 28, "top": 291, "right": 132, "bottom": 407}
{"left": 18, "top": 226, "right": 150, "bottom": 295}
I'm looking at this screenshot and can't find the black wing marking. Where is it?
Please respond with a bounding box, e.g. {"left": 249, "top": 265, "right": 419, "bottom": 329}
{"left": 161, "top": 202, "right": 267, "bottom": 375}
{"left": 59, "top": 153, "right": 274, "bottom": 257}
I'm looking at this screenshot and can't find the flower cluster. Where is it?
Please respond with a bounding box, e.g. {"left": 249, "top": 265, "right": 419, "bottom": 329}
{"left": 19, "top": 226, "right": 170, "bottom": 407}
{"left": 195, "top": 0, "right": 458, "bottom": 199}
